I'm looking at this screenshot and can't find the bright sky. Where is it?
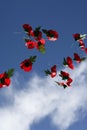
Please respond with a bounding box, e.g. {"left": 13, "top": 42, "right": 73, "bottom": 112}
{"left": 0, "top": 0, "right": 87, "bottom": 130}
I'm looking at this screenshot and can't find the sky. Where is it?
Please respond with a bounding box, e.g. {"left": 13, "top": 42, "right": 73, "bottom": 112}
{"left": 0, "top": 0, "right": 87, "bottom": 130}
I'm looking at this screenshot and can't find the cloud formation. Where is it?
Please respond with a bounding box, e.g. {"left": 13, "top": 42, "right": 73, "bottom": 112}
{"left": 0, "top": 61, "right": 87, "bottom": 130}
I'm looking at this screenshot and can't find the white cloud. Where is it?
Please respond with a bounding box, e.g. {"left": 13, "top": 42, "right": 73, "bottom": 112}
{"left": 0, "top": 61, "right": 87, "bottom": 130}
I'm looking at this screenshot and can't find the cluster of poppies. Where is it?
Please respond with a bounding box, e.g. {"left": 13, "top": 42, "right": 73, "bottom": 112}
{"left": 0, "top": 69, "right": 14, "bottom": 88}
{"left": 44, "top": 33, "right": 87, "bottom": 89}
{"left": 22, "top": 24, "right": 58, "bottom": 54}
{"left": 20, "top": 24, "right": 58, "bottom": 73}
{"left": 73, "top": 33, "right": 87, "bottom": 53}
{"left": 1, "top": 23, "right": 87, "bottom": 89}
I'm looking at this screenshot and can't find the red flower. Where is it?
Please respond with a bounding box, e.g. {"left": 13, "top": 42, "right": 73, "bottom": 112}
{"left": 51, "top": 65, "right": 56, "bottom": 72}
{"left": 32, "top": 27, "right": 42, "bottom": 41}
{"left": 20, "top": 59, "right": 32, "bottom": 72}
{"left": 73, "top": 53, "right": 81, "bottom": 63}
{"left": 44, "top": 65, "right": 57, "bottom": 78}
{"left": 4, "top": 78, "right": 11, "bottom": 86}
{"left": 25, "top": 40, "right": 37, "bottom": 49}
{"left": 59, "top": 71, "right": 70, "bottom": 80}
{"left": 66, "top": 77, "right": 73, "bottom": 86}
{"left": 63, "top": 57, "right": 74, "bottom": 69}
{"left": 47, "top": 30, "right": 58, "bottom": 41}
{"left": 79, "top": 40, "right": 85, "bottom": 50}
{"left": 73, "top": 33, "right": 87, "bottom": 41}
{"left": 73, "top": 33, "right": 80, "bottom": 41}
{"left": 36, "top": 39, "right": 45, "bottom": 49}
{"left": 23, "top": 24, "right": 33, "bottom": 36}
{"left": 20, "top": 56, "right": 37, "bottom": 72}
{"left": 0, "top": 73, "right": 11, "bottom": 87}
{"left": 67, "top": 57, "right": 74, "bottom": 69}
{"left": 51, "top": 65, "right": 57, "bottom": 78}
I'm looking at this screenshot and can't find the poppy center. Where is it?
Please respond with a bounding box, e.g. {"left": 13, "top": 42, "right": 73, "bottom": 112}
{"left": 25, "top": 62, "right": 30, "bottom": 67}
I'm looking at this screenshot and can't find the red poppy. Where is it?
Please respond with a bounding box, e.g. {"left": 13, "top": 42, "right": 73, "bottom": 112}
{"left": 79, "top": 40, "right": 85, "bottom": 50}
{"left": 66, "top": 77, "right": 73, "bottom": 86}
{"left": 73, "top": 33, "right": 87, "bottom": 41}
{"left": 35, "top": 39, "right": 46, "bottom": 53}
{"left": 4, "top": 78, "right": 11, "bottom": 86}
{"left": 23, "top": 24, "right": 33, "bottom": 36}
{"left": 73, "top": 33, "right": 80, "bottom": 41}
{"left": 25, "top": 40, "right": 37, "bottom": 49}
{"left": 51, "top": 72, "right": 57, "bottom": 78}
{"left": 63, "top": 57, "right": 73, "bottom": 68}
{"left": 20, "top": 56, "right": 37, "bottom": 72}
{"left": 32, "top": 27, "right": 42, "bottom": 41}
{"left": 44, "top": 65, "right": 57, "bottom": 78}
{"left": 51, "top": 65, "right": 56, "bottom": 72}
{"left": 0, "top": 73, "right": 11, "bottom": 87}
{"left": 36, "top": 39, "right": 45, "bottom": 49}
{"left": 50, "top": 65, "right": 57, "bottom": 78}
{"left": 73, "top": 53, "right": 81, "bottom": 63}
{"left": 59, "top": 71, "right": 70, "bottom": 80}
{"left": 47, "top": 30, "right": 58, "bottom": 41}
{"left": 20, "top": 59, "right": 32, "bottom": 72}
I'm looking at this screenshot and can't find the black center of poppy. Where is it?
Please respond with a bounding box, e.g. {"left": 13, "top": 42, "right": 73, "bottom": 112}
{"left": 25, "top": 62, "right": 30, "bottom": 67}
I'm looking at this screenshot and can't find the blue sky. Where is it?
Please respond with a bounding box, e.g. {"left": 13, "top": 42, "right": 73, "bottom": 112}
{"left": 0, "top": 0, "right": 87, "bottom": 130}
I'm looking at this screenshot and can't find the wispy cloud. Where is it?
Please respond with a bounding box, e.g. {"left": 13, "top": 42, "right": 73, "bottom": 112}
{"left": 0, "top": 61, "right": 87, "bottom": 130}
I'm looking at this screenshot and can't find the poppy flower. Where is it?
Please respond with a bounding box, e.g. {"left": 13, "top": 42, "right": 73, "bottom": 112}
{"left": 25, "top": 40, "right": 37, "bottom": 49}
{"left": 44, "top": 65, "right": 57, "bottom": 78}
{"left": 79, "top": 40, "right": 87, "bottom": 54}
{"left": 74, "top": 53, "right": 86, "bottom": 63}
{"left": 23, "top": 24, "right": 33, "bottom": 36}
{"left": 0, "top": 69, "right": 14, "bottom": 88}
{"left": 59, "top": 71, "right": 70, "bottom": 80}
{"left": 32, "top": 26, "right": 42, "bottom": 41}
{"left": 73, "top": 33, "right": 80, "bottom": 41}
{"left": 51, "top": 65, "right": 57, "bottom": 78}
{"left": 20, "top": 59, "right": 32, "bottom": 72}
{"left": 4, "top": 78, "right": 11, "bottom": 86}
{"left": 42, "top": 29, "right": 58, "bottom": 41}
{"left": 63, "top": 57, "right": 74, "bottom": 69}
{"left": 66, "top": 77, "right": 73, "bottom": 86}
{"left": 79, "top": 40, "right": 85, "bottom": 50}
{"left": 73, "top": 53, "right": 81, "bottom": 63}
{"left": 73, "top": 33, "right": 87, "bottom": 41}
{"left": 20, "top": 56, "right": 37, "bottom": 72}
{"left": 35, "top": 39, "right": 46, "bottom": 54}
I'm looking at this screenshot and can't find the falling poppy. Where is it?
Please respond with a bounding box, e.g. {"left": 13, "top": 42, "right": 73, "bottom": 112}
{"left": 32, "top": 26, "right": 42, "bottom": 41}
{"left": 20, "top": 56, "right": 37, "bottom": 72}
{"left": 42, "top": 29, "right": 58, "bottom": 41}
{"left": 36, "top": 39, "right": 46, "bottom": 54}
{"left": 23, "top": 24, "right": 33, "bottom": 36}
{"left": 59, "top": 71, "right": 70, "bottom": 80}
{"left": 63, "top": 57, "right": 74, "bottom": 69}
{"left": 25, "top": 40, "right": 37, "bottom": 49}
{"left": 79, "top": 40, "right": 85, "bottom": 50}
{"left": 44, "top": 65, "right": 57, "bottom": 78}
{"left": 73, "top": 33, "right": 87, "bottom": 41}
{"left": 0, "top": 68, "right": 14, "bottom": 88}
{"left": 73, "top": 33, "right": 80, "bottom": 41}
{"left": 66, "top": 77, "right": 73, "bottom": 86}
{"left": 73, "top": 53, "right": 81, "bottom": 63}
{"left": 73, "top": 53, "right": 86, "bottom": 63}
